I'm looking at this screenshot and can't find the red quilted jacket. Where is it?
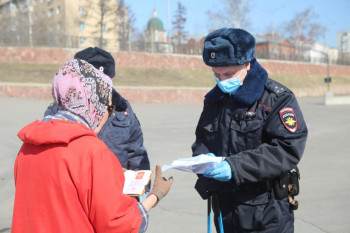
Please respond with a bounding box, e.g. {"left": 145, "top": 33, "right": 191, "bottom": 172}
{"left": 12, "top": 120, "right": 141, "bottom": 233}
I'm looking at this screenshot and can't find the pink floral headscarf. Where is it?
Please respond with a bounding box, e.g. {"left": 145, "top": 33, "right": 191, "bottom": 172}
{"left": 52, "top": 59, "right": 113, "bottom": 130}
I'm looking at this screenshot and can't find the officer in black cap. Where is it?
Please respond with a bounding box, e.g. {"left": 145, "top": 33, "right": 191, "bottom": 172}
{"left": 192, "top": 28, "right": 308, "bottom": 232}
{"left": 45, "top": 48, "right": 151, "bottom": 197}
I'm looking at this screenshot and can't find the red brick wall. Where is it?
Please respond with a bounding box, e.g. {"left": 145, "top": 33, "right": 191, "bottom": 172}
{"left": 1, "top": 46, "right": 350, "bottom": 76}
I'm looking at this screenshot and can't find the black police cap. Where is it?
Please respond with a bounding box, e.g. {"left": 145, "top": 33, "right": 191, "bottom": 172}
{"left": 74, "top": 47, "right": 115, "bottom": 78}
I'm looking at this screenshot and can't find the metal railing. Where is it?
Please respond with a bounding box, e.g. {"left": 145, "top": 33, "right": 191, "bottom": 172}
{"left": 1, "top": 31, "right": 349, "bottom": 65}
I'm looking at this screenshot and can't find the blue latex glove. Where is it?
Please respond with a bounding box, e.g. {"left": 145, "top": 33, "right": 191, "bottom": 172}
{"left": 203, "top": 160, "right": 232, "bottom": 182}
{"left": 139, "top": 193, "right": 148, "bottom": 202}
{"left": 206, "top": 153, "right": 216, "bottom": 157}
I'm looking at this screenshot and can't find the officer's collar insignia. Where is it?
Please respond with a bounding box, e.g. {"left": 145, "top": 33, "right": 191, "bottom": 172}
{"left": 279, "top": 107, "right": 297, "bottom": 133}
{"left": 211, "top": 52, "right": 215, "bottom": 59}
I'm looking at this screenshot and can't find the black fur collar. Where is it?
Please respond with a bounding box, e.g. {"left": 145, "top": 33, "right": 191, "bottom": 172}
{"left": 204, "top": 59, "right": 268, "bottom": 105}
{"left": 233, "top": 58, "right": 268, "bottom": 105}
{"left": 112, "top": 88, "right": 127, "bottom": 111}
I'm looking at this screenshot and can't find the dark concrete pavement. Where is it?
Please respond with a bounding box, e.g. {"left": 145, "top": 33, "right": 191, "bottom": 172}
{"left": 0, "top": 96, "right": 349, "bottom": 232}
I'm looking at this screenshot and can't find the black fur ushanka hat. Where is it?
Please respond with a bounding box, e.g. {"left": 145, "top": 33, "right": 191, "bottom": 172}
{"left": 203, "top": 28, "right": 255, "bottom": 67}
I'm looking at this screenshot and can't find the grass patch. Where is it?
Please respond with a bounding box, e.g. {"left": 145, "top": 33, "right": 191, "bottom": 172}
{"left": 0, "top": 63, "right": 61, "bottom": 83}
{"left": 115, "top": 67, "right": 215, "bottom": 87}
{"left": 0, "top": 62, "right": 349, "bottom": 89}
{"left": 272, "top": 74, "right": 350, "bottom": 89}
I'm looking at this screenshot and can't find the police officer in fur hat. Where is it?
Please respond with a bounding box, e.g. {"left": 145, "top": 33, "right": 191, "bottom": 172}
{"left": 192, "top": 28, "right": 308, "bottom": 232}
{"left": 45, "top": 48, "right": 151, "bottom": 198}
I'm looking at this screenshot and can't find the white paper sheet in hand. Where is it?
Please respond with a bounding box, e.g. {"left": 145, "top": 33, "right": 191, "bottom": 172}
{"left": 162, "top": 154, "right": 224, "bottom": 174}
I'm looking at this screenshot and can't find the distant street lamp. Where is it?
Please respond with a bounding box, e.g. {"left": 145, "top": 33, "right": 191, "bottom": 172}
{"left": 25, "top": 0, "right": 33, "bottom": 47}
{"left": 321, "top": 34, "right": 331, "bottom": 92}
{"left": 167, "top": 0, "right": 171, "bottom": 53}
{"left": 325, "top": 53, "right": 331, "bottom": 92}
{"left": 340, "top": 32, "right": 345, "bottom": 64}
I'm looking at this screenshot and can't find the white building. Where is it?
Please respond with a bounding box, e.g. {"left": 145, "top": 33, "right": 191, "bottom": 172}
{"left": 337, "top": 31, "right": 350, "bottom": 64}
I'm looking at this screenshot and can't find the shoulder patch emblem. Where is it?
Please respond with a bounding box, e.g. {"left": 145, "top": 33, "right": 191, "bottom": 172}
{"left": 279, "top": 107, "right": 298, "bottom": 133}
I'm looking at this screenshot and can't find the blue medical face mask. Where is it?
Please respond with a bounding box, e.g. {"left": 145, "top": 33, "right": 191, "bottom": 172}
{"left": 215, "top": 66, "right": 244, "bottom": 94}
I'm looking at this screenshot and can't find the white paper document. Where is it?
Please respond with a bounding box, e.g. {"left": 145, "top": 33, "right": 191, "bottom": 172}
{"left": 123, "top": 170, "right": 153, "bottom": 196}
{"left": 162, "top": 154, "right": 224, "bottom": 174}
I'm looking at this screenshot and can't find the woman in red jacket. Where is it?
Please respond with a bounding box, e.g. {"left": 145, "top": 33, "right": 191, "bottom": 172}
{"left": 12, "top": 58, "right": 173, "bottom": 233}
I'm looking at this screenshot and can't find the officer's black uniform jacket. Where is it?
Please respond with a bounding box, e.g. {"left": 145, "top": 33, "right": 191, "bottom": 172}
{"left": 192, "top": 58, "right": 307, "bottom": 185}
{"left": 192, "top": 59, "right": 308, "bottom": 232}
{"left": 45, "top": 88, "right": 150, "bottom": 173}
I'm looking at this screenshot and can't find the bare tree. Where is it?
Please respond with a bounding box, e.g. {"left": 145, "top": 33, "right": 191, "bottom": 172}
{"left": 132, "top": 28, "right": 145, "bottom": 42}
{"left": 207, "top": 0, "right": 251, "bottom": 30}
{"left": 283, "top": 7, "right": 326, "bottom": 60}
{"left": 31, "top": 15, "right": 50, "bottom": 46}
{"left": 116, "top": 0, "right": 135, "bottom": 50}
{"left": 83, "top": 0, "right": 118, "bottom": 48}
{"left": 130, "top": 28, "right": 146, "bottom": 52}
{"left": 172, "top": 1, "right": 188, "bottom": 47}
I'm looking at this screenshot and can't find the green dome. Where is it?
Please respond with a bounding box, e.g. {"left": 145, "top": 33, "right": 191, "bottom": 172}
{"left": 147, "top": 17, "right": 164, "bottom": 31}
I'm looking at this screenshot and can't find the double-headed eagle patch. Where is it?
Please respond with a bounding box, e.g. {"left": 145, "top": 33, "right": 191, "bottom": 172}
{"left": 279, "top": 107, "right": 298, "bottom": 133}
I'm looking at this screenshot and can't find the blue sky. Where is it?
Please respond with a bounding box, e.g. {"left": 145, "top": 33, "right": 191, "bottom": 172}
{"left": 128, "top": 0, "right": 350, "bottom": 48}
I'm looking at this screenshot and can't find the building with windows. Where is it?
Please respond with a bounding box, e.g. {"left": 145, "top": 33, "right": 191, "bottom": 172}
{"left": 144, "top": 9, "right": 168, "bottom": 53}
{"left": 337, "top": 31, "right": 350, "bottom": 65}
{"left": 254, "top": 34, "right": 341, "bottom": 64}
{"left": 145, "top": 9, "right": 167, "bottom": 43}
{"left": 255, "top": 34, "right": 296, "bottom": 61}
{"left": 299, "top": 39, "right": 332, "bottom": 64}
{"left": 0, "top": 0, "right": 119, "bottom": 50}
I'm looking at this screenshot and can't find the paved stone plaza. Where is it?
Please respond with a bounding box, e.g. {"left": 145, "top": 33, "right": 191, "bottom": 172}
{"left": 0, "top": 96, "right": 349, "bottom": 233}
